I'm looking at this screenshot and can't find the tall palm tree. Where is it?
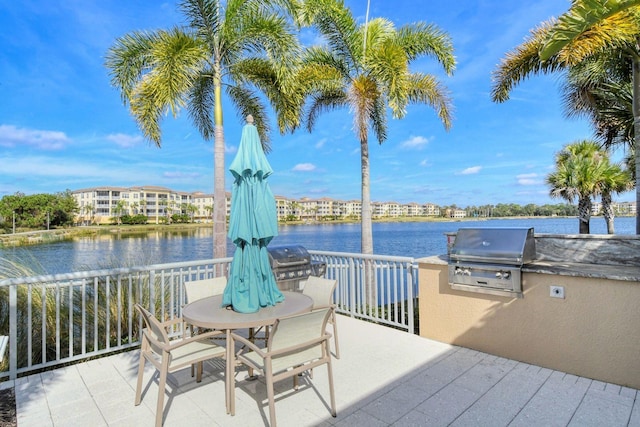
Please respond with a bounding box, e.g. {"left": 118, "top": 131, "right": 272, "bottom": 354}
{"left": 492, "top": 2, "right": 640, "bottom": 232}
{"left": 105, "top": 0, "right": 300, "bottom": 258}
{"left": 292, "top": 0, "right": 455, "bottom": 254}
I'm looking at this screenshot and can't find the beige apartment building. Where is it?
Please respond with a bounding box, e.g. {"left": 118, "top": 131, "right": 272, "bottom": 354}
{"left": 72, "top": 186, "right": 443, "bottom": 224}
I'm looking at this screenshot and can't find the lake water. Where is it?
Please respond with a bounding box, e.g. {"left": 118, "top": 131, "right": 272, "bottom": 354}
{"left": 1, "top": 216, "right": 635, "bottom": 275}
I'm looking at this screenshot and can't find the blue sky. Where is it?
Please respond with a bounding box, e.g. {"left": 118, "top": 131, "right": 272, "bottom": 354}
{"left": 0, "top": 1, "right": 632, "bottom": 207}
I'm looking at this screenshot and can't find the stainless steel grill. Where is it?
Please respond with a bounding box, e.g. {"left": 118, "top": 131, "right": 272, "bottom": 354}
{"left": 448, "top": 227, "right": 536, "bottom": 297}
{"left": 267, "top": 245, "right": 326, "bottom": 291}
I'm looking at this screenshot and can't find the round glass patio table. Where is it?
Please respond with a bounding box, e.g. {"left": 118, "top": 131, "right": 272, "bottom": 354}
{"left": 182, "top": 291, "right": 313, "bottom": 415}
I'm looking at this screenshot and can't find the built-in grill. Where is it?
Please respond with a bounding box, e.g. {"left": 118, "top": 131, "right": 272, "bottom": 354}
{"left": 267, "top": 245, "right": 326, "bottom": 291}
{"left": 448, "top": 227, "right": 536, "bottom": 297}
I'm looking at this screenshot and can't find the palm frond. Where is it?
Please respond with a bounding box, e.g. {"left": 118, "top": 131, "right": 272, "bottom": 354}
{"left": 367, "top": 38, "right": 408, "bottom": 116}
{"left": 491, "top": 20, "right": 566, "bottom": 103}
{"left": 226, "top": 85, "right": 272, "bottom": 151}
{"left": 187, "top": 72, "right": 216, "bottom": 140}
{"left": 369, "top": 96, "right": 388, "bottom": 144}
{"left": 407, "top": 73, "right": 454, "bottom": 130}
{"left": 105, "top": 30, "right": 161, "bottom": 104}
{"left": 305, "top": 90, "right": 348, "bottom": 133}
{"left": 396, "top": 21, "right": 456, "bottom": 74}
{"left": 556, "top": 10, "right": 640, "bottom": 65}
{"left": 303, "top": 0, "right": 360, "bottom": 71}
{"left": 179, "top": 0, "right": 220, "bottom": 47}
{"left": 539, "top": 0, "right": 640, "bottom": 60}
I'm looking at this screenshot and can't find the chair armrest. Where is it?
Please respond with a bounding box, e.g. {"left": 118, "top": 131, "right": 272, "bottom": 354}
{"left": 230, "top": 332, "right": 267, "bottom": 357}
{"left": 267, "top": 333, "right": 330, "bottom": 358}
{"left": 159, "top": 317, "right": 184, "bottom": 328}
{"left": 168, "top": 329, "right": 226, "bottom": 350}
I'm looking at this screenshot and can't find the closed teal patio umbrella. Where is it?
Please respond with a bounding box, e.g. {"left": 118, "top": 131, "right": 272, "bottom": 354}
{"left": 222, "top": 116, "right": 283, "bottom": 313}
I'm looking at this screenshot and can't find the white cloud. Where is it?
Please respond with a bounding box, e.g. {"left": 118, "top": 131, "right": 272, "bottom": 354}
{"left": 401, "top": 135, "right": 431, "bottom": 150}
{"left": 419, "top": 158, "right": 431, "bottom": 167}
{"left": 163, "top": 171, "right": 201, "bottom": 179}
{"left": 0, "top": 124, "right": 69, "bottom": 150}
{"left": 315, "top": 138, "right": 327, "bottom": 149}
{"left": 292, "top": 163, "right": 317, "bottom": 172}
{"left": 517, "top": 173, "right": 541, "bottom": 186}
{"left": 106, "top": 133, "right": 143, "bottom": 148}
{"left": 458, "top": 166, "right": 482, "bottom": 175}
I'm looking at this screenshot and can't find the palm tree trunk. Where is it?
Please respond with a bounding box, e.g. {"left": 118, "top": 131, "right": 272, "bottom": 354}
{"left": 213, "top": 123, "right": 226, "bottom": 259}
{"left": 360, "top": 137, "right": 375, "bottom": 310}
{"left": 213, "top": 68, "right": 227, "bottom": 259}
{"left": 633, "top": 53, "right": 640, "bottom": 234}
{"left": 578, "top": 196, "right": 591, "bottom": 234}
{"left": 602, "top": 192, "right": 615, "bottom": 234}
{"left": 360, "top": 138, "right": 373, "bottom": 255}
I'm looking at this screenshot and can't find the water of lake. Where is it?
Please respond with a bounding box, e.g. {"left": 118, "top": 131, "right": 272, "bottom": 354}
{"left": 1, "top": 216, "right": 635, "bottom": 275}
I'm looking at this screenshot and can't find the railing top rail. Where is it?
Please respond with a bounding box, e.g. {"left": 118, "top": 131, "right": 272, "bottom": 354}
{"left": 0, "top": 257, "right": 233, "bottom": 287}
{"left": 309, "top": 249, "right": 415, "bottom": 264}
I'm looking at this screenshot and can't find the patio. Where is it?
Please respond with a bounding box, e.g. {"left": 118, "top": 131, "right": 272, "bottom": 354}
{"left": 5, "top": 314, "right": 639, "bottom": 427}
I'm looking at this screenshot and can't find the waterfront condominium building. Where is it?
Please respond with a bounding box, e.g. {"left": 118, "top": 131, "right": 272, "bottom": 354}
{"left": 73, "top": 186, "right": 231, "bottom": 225}
{"left": 72, "top": 185, "right": 444, "bottom": 225}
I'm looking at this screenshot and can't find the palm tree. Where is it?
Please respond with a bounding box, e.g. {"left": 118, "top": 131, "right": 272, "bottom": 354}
{"left": 105, "top": 0, "right": 300, "bottom": 258}
{"left": 545, "top": 139, "right": 628, "bottom": 234}
{"left": 291, "top": 0, "right": 455, "bottom": 254}
{"left": 598, "top": 161, "right": 633, "bottom": 233}
{"left": 492, "top": 2, "right": 640, "bottom": 232}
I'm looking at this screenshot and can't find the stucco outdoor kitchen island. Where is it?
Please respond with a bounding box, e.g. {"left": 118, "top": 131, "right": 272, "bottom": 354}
{"left": 181, "top": 291, "right": 313, "bottom": 416}
{"left": 418, "top": 233, "right": 640, "bottom": 389}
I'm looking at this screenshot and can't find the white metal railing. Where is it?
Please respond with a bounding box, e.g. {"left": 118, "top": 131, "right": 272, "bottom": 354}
{"left": 0, "top": 251, "right": 417, "bottom": 380}
{"left": 310, "top": 251, "right": 417, "bottom": 334}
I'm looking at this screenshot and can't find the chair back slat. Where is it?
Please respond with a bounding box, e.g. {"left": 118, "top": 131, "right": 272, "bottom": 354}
{"left": 269, "top": 308, "right": 330, "bottom": 353}
{"left": 301, "top": 277, "right": 337, "bottom": 309}
{"left": 184, "top": 277, "right": 227, "bottom": 303}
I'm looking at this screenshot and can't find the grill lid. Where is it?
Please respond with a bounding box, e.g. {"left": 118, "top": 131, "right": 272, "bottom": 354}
{"left": 267, "top": 245, "right": 311, "bottom": 269}
{"left": 449, "top": 227, "right": 535, "bottom": 265}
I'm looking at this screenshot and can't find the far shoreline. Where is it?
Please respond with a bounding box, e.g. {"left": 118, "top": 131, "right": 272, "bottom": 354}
{"left": 0, "top": 214, "right": 614, "bottom": 248}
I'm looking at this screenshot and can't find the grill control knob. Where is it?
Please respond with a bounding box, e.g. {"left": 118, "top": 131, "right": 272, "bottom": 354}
{"left": 495, "top": 271, "right": 511, "bottom": 280}
{"left": 463, "top": 268, "right": 471, "bottom": 276}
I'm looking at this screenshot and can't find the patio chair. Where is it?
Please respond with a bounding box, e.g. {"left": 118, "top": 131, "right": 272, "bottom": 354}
{"left": 183, "top": 276, "right": 229, "bottom": 376}
{"left": 301, "top": 276, "right": 340, "bottom": 358}
{"left": 184, "top": 276, "right": 227, "bottom": 303}
{"left": 134, "top": 304, "right": 226, "bottom": 427}
{"left": 231, "top": 308, "right": 336, "bottom": 427}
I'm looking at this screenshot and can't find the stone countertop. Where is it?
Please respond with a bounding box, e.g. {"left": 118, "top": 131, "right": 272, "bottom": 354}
{"left": 522, "top": 261, "right": 640, "bottom": 282}
{"left": 417, "top": 255, "right": 640, "bottom": 282}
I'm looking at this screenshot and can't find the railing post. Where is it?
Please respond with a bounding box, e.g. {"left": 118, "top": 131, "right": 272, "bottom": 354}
{"left": 349, "top": 257, "right": 356, "bottom": 318}
{"left": 9, "top": 284, "right": 17, "bottom": 380}
{"left": 406, "top": 262, "right": 415, "bottom": 335}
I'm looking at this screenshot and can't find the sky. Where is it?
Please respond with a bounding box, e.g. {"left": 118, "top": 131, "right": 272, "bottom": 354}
{"left": 0, "top": 1, "right": 633, "bottom": 208}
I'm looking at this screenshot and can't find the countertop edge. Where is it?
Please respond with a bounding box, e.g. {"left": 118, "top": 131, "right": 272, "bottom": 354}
{"left": 417, "top": 255, "right": 640, "bottom": 282}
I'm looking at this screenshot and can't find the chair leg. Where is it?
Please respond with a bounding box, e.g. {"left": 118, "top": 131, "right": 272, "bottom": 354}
{"left": 190, "top": 325, "right": 196, "bottom": 378}
{"left": 265, "top": 364, "right": 277, "bottom": 427}
{"left": 326, "top": 346, "right": 337, "bottom": 417}
{"left": 196, "top": 361, "right": 203, "bottom": 382}
{"left": 134, "top": 351, "right": 146, "bottom": 406}
{"left": 156, "top": 354, "right": 170, "bottom": 427}
{"left": 331, "top": 311, "right": 340, "bottom": 359}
